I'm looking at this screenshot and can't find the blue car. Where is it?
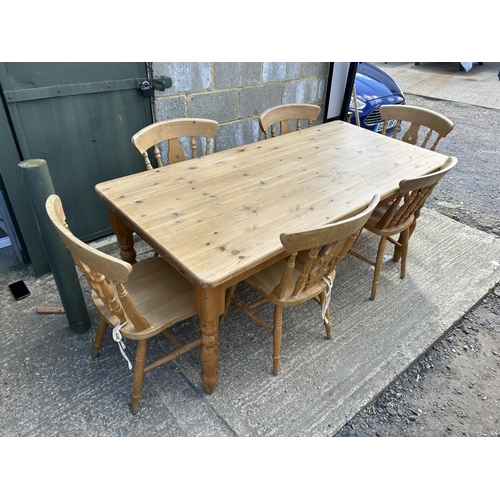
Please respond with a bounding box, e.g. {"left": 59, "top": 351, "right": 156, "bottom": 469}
{"left": 349, "top": 62, "right": 405, "bottom": 133}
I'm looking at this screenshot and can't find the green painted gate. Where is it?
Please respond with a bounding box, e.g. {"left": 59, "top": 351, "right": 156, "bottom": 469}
{"left": 0, "top": 62, "right": 153, "bottom": 275}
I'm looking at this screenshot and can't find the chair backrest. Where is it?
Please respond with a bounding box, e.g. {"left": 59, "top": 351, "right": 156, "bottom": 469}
{"left": 271, "top": 194, "right": 380, "bottom": 300}
{"left": 131, "top": 118, "right": 220, "bottom": 170}
{"left": 374, "top": 156, "right": 457, "bottom": 232}
{"left": 379, "top": 104, "right": 454, "bottom": 151}
{"left": 259, "top": 103, "right": 321, "bottom": 139}
{"left": 45, "top": 194, "right": 151, "bottom": 331}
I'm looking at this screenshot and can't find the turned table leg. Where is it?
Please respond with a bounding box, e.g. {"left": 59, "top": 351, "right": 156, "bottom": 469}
{"left": 194, "top": 285, "right": 225, "bottom": 394}
{"left": 106, "top": 206, "right": 136, "bottom": 264}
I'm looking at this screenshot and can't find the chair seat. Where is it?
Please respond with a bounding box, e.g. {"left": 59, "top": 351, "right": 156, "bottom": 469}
{"left": 93, "top": 257, "right": 195, "bottom": 340}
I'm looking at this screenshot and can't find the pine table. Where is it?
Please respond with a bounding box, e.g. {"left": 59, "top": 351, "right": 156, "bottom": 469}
{"left": 95, "top": 120, "right": 451, "bottom": 394}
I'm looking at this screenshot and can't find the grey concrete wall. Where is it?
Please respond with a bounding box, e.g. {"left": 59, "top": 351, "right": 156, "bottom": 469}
{"left": 152, "top": 62, "right": 329, "bottom": 151}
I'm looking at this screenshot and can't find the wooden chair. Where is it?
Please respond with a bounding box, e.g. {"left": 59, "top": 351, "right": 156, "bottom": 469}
{"left": 348, "top": 157, "right": 457, "bottom": 300}
{"left": 131, "top": 117, "right": 220, "bottom": 170}
{"left": 379, "top": 104, "right": 454, "bottom": 151}
{"left": 46, "top": 194, "right": 199, "bottom": 415}
{"left": 224, "top": 194, "right": 380, "bottom": 376}
{"left": 258, "top": 103, "right": 321, "bottom": 139}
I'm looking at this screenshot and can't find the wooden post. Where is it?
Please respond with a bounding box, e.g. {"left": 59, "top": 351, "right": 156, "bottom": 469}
{"left": 19, "top": 159, "right": 91, "bottom": 333}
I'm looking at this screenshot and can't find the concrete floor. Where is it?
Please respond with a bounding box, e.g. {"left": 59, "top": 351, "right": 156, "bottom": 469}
{"left": 1, "top": 62, "right": 500, "bottom": 436}
{"left": 2, "top": 216, "right": 499, "bottom": 436}
{"left": 375, "top": 62, "right": 500, "bottom": 110}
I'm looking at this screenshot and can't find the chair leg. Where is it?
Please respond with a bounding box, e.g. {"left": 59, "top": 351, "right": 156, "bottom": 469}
{"left": 131, "top": 339, "right": 147, "bottom": 415}
{"left": 272, "top": 305, "right": 283, "bottom": 376}
{"left": 400, "top": 228, "right": 409, "bottom": 279}
{"left": 394, "top": 211, "right": 420, "bottom": 262}
{"left": 319, "top": 290, "right": 332, "bottom": 340}
{"left": 92, "top": 316, "right": 108, "bottom": 359}
{"left": 371, "top": 236, "right": 387, "bottom": 300}
{"left": 392, "top": 235, "right": 402, "bottom": 263}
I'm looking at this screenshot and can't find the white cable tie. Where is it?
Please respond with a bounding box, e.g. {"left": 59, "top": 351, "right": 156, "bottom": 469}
{"left": 321, "top": 276, "right": 334, "bottom": 325}
{"left": 112, "top": 322, "right": 133, "bottom": 370}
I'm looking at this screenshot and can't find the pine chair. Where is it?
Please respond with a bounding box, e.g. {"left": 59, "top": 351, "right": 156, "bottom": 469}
{"left": 348, "top": 156, "right": 457, "bottom": 300}
{"left": 46, "top": 194, "right": 199, "bottom": 415}
{"left": 224, "top": 194, "right": 380, "bottom": 376}
{"left": 258, "top": 103, "right": 321, "bottom": 139}
{"left": 379, "top": 104, "right": 454, "bottom": 151}
{"left": 131, "top": 117, "right": 220, "bottom": 170}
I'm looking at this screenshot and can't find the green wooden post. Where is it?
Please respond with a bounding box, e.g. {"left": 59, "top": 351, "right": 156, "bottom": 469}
{"left": 19, "top": 159, "right": 91, "bottom": 334}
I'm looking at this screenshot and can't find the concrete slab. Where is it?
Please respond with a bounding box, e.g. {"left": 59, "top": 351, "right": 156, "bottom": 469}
{"left": 1, "top": 208, "right": 499, "bottom": 436}
{"left": 373, "top": 62, "right": 500, "bottom": 110}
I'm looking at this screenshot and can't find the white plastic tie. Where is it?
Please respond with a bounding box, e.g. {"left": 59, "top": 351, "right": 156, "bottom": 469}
{"left": 112, "top": 322, "right": 133, "bottom": 370}
{"left": 321, "top": 276, "right": 334, "bottom": 325}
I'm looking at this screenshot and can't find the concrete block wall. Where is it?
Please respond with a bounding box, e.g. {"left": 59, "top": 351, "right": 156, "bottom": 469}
{"left": 152, "top": 62, "right": 329, "bottom": 152}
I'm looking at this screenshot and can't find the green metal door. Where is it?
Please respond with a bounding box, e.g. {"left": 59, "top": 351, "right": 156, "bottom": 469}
{"left": 0, "top": 62, "right": 153, "bottom": 275}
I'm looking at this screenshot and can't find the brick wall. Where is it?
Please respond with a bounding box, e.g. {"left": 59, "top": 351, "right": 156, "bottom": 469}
{"left": 152, "top": 62, "right": 329, "bottom": 152}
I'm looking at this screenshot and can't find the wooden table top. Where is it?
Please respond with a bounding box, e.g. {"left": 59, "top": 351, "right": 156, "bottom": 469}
{"left": 95, "top": 120, "right": 450, "bottom": 288}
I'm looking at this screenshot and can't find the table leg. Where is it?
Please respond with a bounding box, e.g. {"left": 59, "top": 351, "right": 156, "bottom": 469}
{"left": 193, "top": 285, "right": 225, "bottom": 394}
{"left": 106, "top": 206, "right": 136, "bottom": 264}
